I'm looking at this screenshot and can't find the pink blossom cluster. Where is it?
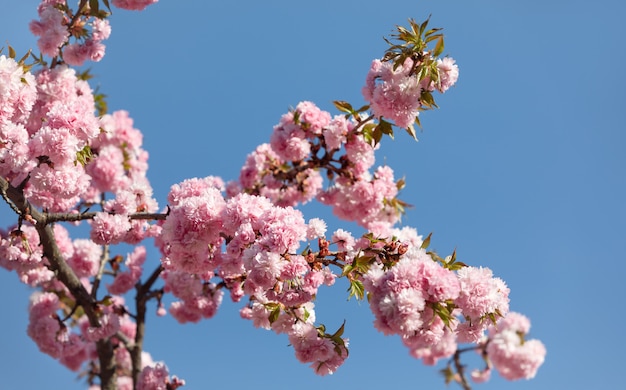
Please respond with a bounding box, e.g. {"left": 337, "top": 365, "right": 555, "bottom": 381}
{"left": 30, "top": 0, "right": 112, "bottom": 66}
{"left": 63, "top": 17, "right": 111, "bottom": 66}
{"left": 0, "top": 59, "right": 101, "bottom": 211}
{"left": 455, "top": 266, "right": 510, "bottom": 343}
{"left": 0, "top": 55, "right": 37, "bottom": 183}
{"left": 318, "top": 164, "right": 401, "bottom": 234}
{"left": 106, "top": 245, "right": 147, "bottom": 294}
{"left": 485, "top": 312, "right": 546, "bottom": 381}
{"left": 359, "top": 227, "right": 513, "bottom": 365}
{"left": 158, "top": 181, "right": 347, "bottom": 373}
{"left": 270, "top": 101, "right": 331, "bottom": 161}
{"left": 234, "top": 143, "right": 323, "bottom": 207}
{"left": 88, "top": 110, "right": 160, "bottom": 245}
{"left": 0, "top": 225, "right": 53, "bottom": 286}
{"left": 28, "top": 286, "right": 177, "bottom": 385}
{"left": 27, "top": 292, "right": 90, "bottom": 369}
{"left": 29, "top": 1, "right": 70, "bottom": 58}
{"left": 362, "top": 56, "right": 459, "bottom": 128}
{"left": 236, "top": 101, "right": 405, "bottom": 232}
{"left": 362, "top": 243, "right": 461, "bottom": 364}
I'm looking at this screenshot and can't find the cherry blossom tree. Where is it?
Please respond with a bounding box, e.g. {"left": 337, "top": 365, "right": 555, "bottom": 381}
{"left": 0, "top": 1, "right": 546, "bottom": 389}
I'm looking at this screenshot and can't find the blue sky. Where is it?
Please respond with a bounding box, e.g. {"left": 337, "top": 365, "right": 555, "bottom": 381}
{"left": 1, "top": 1, "right": 625, "bottom": 389}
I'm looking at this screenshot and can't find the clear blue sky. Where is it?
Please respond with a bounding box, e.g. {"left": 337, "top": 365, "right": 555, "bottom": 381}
{"left": 1, "top": 1, "right": 625, "bottom": 389}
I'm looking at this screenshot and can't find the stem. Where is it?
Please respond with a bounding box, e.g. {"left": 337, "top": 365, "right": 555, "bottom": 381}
{"left": 91, "top": 244, "right": 110, "bottom": 299}
{"left": 44, "top": 211, "right": 169, "bottom": 224}
{"left": 453, "top": 349, "right": 472, "bottom": 390}
{"left": 131, "top": 264, "right": 164, "bottom": 389}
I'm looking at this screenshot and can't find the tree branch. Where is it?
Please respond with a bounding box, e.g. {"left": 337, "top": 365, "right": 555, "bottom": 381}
{"left": 0, "top": 176, "right": 117, "bottom": 390}
{"left": 43, "top": 210, "right": 169, "bottom": 224}
{"left": 131, "top": 264, "right": 164, "bottom": 389}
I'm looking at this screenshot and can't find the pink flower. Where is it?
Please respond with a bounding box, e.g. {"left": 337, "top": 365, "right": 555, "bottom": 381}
{"left": 91, "top": 18, "right": 111, "bottom": 41}
{"left": 112, "top": 0, "right": 159, "bottom": 11}
{"left": 83, "top": 310, "right": 120, "bottom": 342}
{"left": 294, "top": 101, "right": 331, "bottom": 135}
{"left": 29, "top": 4, "right": 69, "bottom": 58}
{"left": 90, "top": 212, "right": 131, "bottom": 245}
{"left": 306, "top": 218, "right": 327, "bottom": 239}
{"left": 487, "top": 312, "right": 546, "bottom": 380}
{"left": 87, "top": 145, "right": 130, "bottom": 192}
{"left": 323, "top": 115, "right": 352, "bottom": 151}
{"left": 107, "top": 246, "right": 147, "bottom": 294}
{"left": 63, "top": 43, "right": 90, "bottom": 66}
{"left": 68, "top": 239, "right": 102, "bottom": 278}
{"left": 136, "top": 362, "right": 169, "bottom": 390}
{"left": 471, "top": 368, "right": 492, "bottom": 383}
{"left": 25, "top": 163, "right": 91, "bottom": 212}
{"left": 436, "top": 57, "right": 459, "bottom": 92}
{"left": 455, "top": 266, "right": 510, "bottom": 342}
{"left": 362, "top": 59, "right": 422, "bottom": 128}
{"left": 364, "top": 249, "right": 458, "bottom": 336}
{"left": 270, "top": 119, "right": 310, "bottom": 162}
{"left": 0, "top": 55, "right": 37, "bottom": 124}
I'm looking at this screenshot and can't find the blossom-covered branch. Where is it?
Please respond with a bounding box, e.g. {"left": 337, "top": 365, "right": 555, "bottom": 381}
{"left": 0, "top": 1, "right": 545, "bottom": 389}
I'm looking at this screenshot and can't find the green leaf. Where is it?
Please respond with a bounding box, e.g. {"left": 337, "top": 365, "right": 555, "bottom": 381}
{"left": 433, "top": 35, "right": 445, "bottom": 57}
{"left": 361, "top": 122, "right": 376, "bottom": 144}
{"left": 89, "top": 0, "right": 100, "bottom": 16}
{"left": 8, "top": 45, "right": 16, "bottom": 59}
{"left": 330, "top": 321, "right": 346, "bottom": 339}
{"left": 405, "top": 122, "right": 418, "bottom": 140}
{"left": 424, "top": 28, "right": 443, "bottom": 37}
{"left": 414, "top": 115, "right": 422, "bottom": 129}
{"left": 268, "top": 305, "right": 281, "bottom": 324}
{"left": 18, "top": 49, "right": 31, "bottom": 65}
{"left": 372, "top": 125, "right": 383, "bottom": 145}
{"left": 419, "top": 17, "right": 430, "bottom": 36}
{"left": 347, "top": 280, "right": 365, "bottom": 300}
{"left": 302, "top": 307, "right": 310, "bottom": 322}
{"left": 396, "top": 177, "right": 406, "bottom": 190}
{"left": 425, "top": 33, "right": 443, "bottom": 44}
{"left": 420, "top": 232, "right": 432, "bottom": 249}
{"left": 75, "top": 145, "right": 93, "bottom": 167}
{"left": 333, "top": 100, "right": 353, "bottom": 114}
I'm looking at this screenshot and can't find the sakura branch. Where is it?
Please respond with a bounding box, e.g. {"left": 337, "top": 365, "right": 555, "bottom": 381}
{"left": 0, "top": 1, "right": 545, "bottom": 389}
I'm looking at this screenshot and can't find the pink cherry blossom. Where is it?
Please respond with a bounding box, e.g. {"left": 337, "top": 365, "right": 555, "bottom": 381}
{"left": 90, "top": 212, "right": 132, "bottom": 245}
{"left": 455, "top": 266, "right": 510, "bottom": 342}
{"left": 113, "top": 0, "right": 159, "bottom": 11}
{"left": 362, "top": 58, "right": 422, "bottom": 128}
{"left": 0, "top": 55, "right": 37, "bottom": 125}
{"left": 486, "top": 312, "right": 546, "bottom": 380}
{"left": 436, "top": 57, "right": 459, "bottom": 92}
{"left": 29, "top": 3, "right": 69, "bottom": 57}
{"left": 68, "top": 239, "right": 102, "bottom": 278}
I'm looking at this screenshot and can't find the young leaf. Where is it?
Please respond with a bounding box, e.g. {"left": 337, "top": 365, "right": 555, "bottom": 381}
{"left": 347, "top": 280, "right": 365, "bottom": 300}
{"left": 333, "top": 100, "right": 353, "bottom": 114}
{"left": 405, "top": 122, "right": 418, "bottom": 140}
{"left": 433, "top": 35, "right": 445, "bottom": 57}
{"left": 89, "top": 0, "right": 100, "bottom": 16}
